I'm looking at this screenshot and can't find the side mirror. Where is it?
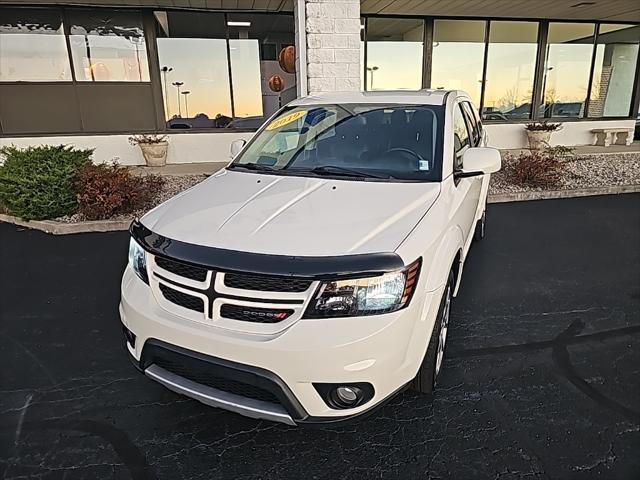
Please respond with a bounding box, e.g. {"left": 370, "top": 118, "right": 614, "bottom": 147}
{"left": 230, "top": 139, "right": 247, "bottom": 158}
{"left": 457, "top": 147, "right": 501, "bottom": 178}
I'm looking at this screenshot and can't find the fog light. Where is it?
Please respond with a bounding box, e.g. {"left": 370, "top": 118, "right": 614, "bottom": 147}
{"left": 336, "top": 386, "right": 359, "bottom": 404}
{"left": 313, "top": 382, "right": 375, "bottom": 410}
{"left": 122, "top": 326, "right": 136, "bottom": 348}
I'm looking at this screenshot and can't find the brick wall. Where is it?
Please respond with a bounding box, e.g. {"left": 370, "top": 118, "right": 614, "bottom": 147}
{"left": 304, "top": 0, "right": 361, "bottom": 94}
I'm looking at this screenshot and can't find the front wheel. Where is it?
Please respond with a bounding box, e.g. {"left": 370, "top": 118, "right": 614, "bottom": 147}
{"left": 473, "top": 208, "right": 486, "bottom": 242}
{"left": 411, "top": 271, "right": 453, "bottom": 394}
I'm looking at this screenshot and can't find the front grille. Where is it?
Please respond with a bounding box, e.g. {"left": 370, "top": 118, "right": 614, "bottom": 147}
{"left": 224, "top": 272, "right": 312, "bottom": 293}
{"left": 144, "top": 344, "right": 281, "bottom": 404}
{"left": 156, "top": 256, "right": 208, "bottom": 282}
{"left": 220, "top": 304, "right": 294, "bottom": 323}
{"left": 159, "top": 284, "right": 204, "bottom": 313}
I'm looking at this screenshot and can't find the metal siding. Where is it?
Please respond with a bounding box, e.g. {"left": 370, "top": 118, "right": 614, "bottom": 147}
{"left": 75, "top": 84, "right": 158, "bottom": 133}
{"left": 0, "top": 84, "right": 83, "bottom": 135}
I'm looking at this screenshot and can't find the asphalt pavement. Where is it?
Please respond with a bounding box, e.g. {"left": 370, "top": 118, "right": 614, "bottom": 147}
{"left": 1, "top": 194, "right": 639, "bottom": 479}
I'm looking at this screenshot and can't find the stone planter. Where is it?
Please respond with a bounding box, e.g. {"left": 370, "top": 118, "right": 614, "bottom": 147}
{"left": 139, "top": 142, "right": 168, "bottom": 166}
{"left": 526, "top": 130, "right": 552, "bottom": 150}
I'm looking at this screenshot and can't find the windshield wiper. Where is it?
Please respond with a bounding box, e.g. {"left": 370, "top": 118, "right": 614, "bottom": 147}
{"left": 297, "top": 165, "right": 391, "bottom": 179}
{"left": 228, "top": 163, "right": 276, "bottom": 172}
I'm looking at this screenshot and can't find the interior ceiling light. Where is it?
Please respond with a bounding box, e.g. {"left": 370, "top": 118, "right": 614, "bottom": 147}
{"left": 227, "top": 21, "right": 251, "bottom": 27}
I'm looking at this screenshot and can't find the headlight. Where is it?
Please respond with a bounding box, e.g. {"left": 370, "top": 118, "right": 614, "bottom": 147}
{"left": 128, "top": 237, "right": 148, "bottom": 284}
{"left": 304, "top": 259, "right": 421, "bottom": 318}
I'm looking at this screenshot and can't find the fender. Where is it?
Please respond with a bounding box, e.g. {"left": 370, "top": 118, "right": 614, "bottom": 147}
{"left": 423, "top": 224, "right": 464, "bottom": 294}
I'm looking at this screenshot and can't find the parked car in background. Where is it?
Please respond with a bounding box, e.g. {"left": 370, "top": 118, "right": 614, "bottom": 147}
{"left": 120, "top": 90, "right": 501, "bottom": 425}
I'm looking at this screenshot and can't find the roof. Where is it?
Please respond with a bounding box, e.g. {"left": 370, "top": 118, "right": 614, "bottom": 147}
{"left": 290, "top": 90, "right": 452, "bottom": 106}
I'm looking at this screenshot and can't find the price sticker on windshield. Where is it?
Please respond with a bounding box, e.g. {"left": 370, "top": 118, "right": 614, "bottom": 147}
{"left": 266, "top": 110, "right": 307, "bottom": 131}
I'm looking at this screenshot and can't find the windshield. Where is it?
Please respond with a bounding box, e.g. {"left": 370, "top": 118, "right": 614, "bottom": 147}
{"left": 230, "top": 103, "right": 444, "bottom": 181}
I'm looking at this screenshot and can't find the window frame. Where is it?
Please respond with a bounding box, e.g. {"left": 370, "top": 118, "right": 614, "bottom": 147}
{"left": 362, "top": 13, "right": 640, "bottom": 124}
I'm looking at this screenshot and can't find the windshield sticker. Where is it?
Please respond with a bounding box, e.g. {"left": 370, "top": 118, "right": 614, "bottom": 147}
{"left": 419, "top": 160, "right": 430, "bottom": 171}
{"left": 266, "top": 110, "right": 307, "bottom": 131}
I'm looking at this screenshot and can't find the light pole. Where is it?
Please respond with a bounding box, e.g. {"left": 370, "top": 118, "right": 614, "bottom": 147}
{"left": 172, "top": 81, "right": 184, "bottom": 117}
{"left": 161, "top": 66, "right": 172, "bottom": 116}
{"left": 181, "top": 90, "right": 191, "bottom": 118}
{"left": 366, "top": 66, "right": 379, "bottom": 91}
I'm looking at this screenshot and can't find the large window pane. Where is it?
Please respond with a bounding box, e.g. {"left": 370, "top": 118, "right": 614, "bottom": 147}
{"left": 69, "top": 9, "right": 149, "bottom": 82}
{"left": 431, "top": 20, "right": 486, "bottom": 106}
{"left": 227, "top": 14, "right": 296, "bottom": 127}
{"left": 365, "top": 18, "right": 424, "bottom": 90}
{"left": 482, "top": 21, "right": 538, "bottom": 120}
{"left": 0, "top": 8, "right": 71, "bottom": 81}
{"left": 156, "top": 11, "right": 232, "bottom": 129}
{"left": 588, "top": 24, "right": 640, "bottom": 118}
{"left": 542, "top": 23, "right": 595, "bottom": 118}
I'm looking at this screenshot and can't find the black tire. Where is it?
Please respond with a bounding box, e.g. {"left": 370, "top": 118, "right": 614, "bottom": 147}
{"left": 411, "top": 271, "right": 454, "bottom": 394}
{"left": 473, "top": 208, "right": 486, "bottom": 242}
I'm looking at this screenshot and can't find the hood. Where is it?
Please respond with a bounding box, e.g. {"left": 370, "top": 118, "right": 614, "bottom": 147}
{"left": 141, "top": 170, "right": 440, "bottom": 257}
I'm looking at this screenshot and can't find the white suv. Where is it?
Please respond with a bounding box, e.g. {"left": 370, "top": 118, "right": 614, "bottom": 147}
{"left": 120, "top": 90, "right": 501, "bottom": 426}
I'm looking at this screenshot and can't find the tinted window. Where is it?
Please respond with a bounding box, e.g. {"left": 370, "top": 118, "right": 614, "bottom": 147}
{"left": 432, "top": 20, "right": 486, "bottom": 107}
{"left": 233, "top": 104, "right": 445, "bottom": 181}
{"left": 588, "top": 24, "right": 640, "bottom": 118}
{"left": 0, "top": 8, "right": 71, "bottom": 81}
{"left": 543, "top": 23, "right": 595, "bottom": 118}
{"left": 68, "top": 9, "right": 150, "bottom": 82}
{"left": 483, "top": 21, "right": 538, "bottom": 120}
{"left": 366, "top": 18, "right": 424, "bottom": 90}
{"left": 453, "top": 104, "right": 470, "bottom": 169}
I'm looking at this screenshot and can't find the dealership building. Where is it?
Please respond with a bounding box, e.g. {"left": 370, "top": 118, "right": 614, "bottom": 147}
{"left": 0, "top": 0, "right": 639, "bottom": 165}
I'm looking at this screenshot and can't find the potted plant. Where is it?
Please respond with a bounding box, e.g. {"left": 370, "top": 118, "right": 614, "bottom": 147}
{"left": 129, "top": 134, "right": 169, "bottom": 167}
{"left": 524, "top": 122, "right": 561, "bottom": 151}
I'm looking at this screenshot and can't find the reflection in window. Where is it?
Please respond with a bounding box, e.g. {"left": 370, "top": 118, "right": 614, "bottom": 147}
{"left": 365, "top": 18, "right": 424, "bottom": 90}
{"left": 483, "top": 21, "right": 538, "bottom": 120}
{"left": 156, "top": 11, "right": 232, "bottom": 129}
{"left": 227, "top": 14, "right": 296, "bottom": 126}
{"left": 588, "top": 24, "right": 640, "bottom": 118}
{"left": 431, "top": 20, "right": 486, "bottom": 106}
{"left": 0, "top": 8, "right": 71, "bottom": 81}
{"left": 156, "top": 12, "right": 295, "bottom": 129}
{"left": 69, "top": 9, "right": 149, "bottom": 82}
{"left": 543, "top": 23, "right": 595, "bottom": 118}
{"left": 453, "top": 104, "right": 470, "bottom": 169}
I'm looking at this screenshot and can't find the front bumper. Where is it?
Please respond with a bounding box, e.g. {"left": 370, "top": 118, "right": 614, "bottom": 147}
{"left": 120, "top": 267, "right": 443, "bottom": 424}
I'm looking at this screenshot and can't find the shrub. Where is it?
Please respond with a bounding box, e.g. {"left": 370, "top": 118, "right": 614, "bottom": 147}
{"left": 0, "top": 145, "right": 93, "bottom": 220}
{"left": 128, "top": 134, "right": 168, "bottom": 146}
{"left": 525, "top": 121, "right": 562, "bottom": 132}
{"left": 504, "top": 150, "right": 565, "bottom": 189}
{"left": 544, "top": 144, "right": 575, "bottom": 158}
{"left": 76, "top": 162, "right": 164, "bottom": 220}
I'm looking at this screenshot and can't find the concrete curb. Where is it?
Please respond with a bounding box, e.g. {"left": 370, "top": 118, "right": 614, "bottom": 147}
{"left": 2, "top": 185, "right": 639, "bottom": 235}
{"left": 488, "top": 184, "right": 640, "bottom": 204}
{"left": 0, "top": 214, "right": 131, "bottom": 235}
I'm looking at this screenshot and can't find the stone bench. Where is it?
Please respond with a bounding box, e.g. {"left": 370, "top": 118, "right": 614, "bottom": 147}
{"left": 592, "top": 128, "right": 634, "bottom": 147}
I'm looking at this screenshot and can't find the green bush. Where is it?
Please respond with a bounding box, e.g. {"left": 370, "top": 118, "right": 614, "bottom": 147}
{"left": 0, "top": 145, "right": 93, "bottom": 220}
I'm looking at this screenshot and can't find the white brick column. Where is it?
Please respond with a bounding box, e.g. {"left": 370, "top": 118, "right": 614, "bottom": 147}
{"left": 303, "top": 0, "right": 361, "bottom": 94}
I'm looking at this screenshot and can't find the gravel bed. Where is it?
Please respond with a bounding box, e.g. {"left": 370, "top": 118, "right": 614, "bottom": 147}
{"left": 489, "top": 152, "right": 640, "bottom": 195}
{"left": 56, "top": 174, "right": 208, "bottom": 223}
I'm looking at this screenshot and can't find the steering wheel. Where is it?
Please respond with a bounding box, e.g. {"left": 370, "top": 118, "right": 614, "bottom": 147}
{"left": 384, "top": 147, "right": 424, "bottom": 162}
